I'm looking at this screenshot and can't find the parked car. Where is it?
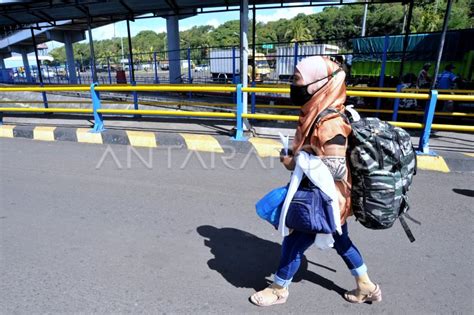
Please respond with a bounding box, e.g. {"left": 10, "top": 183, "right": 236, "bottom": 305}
{"left": 160, "top": 62, "right": 169, "bottom": 70}
{"left": 194, "top": 64, "right": 209, "bottom": 72}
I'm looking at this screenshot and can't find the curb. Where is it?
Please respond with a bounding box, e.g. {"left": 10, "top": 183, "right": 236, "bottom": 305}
{"left": 0, "top": 123, "right": 267, "bottom": 156}
{"left": 1, "top": 123, "right": 473, "bottom": 173}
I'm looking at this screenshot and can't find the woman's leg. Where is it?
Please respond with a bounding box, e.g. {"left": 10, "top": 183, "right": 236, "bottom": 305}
{"left": 333, "top": 223, "right": 382, "bottom": 303}
{"left": 250, "top": 230, "right": 316, "bottom": 306}
{"left": 274, "top": 230, "right": 317, "bottom": 287}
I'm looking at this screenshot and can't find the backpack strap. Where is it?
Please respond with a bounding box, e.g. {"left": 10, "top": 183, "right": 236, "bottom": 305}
{"left": 399, "top": 215, "right": 416, "bottom": 243}
{"left": 309, "top": 107, "right": 350, "bottom": 136}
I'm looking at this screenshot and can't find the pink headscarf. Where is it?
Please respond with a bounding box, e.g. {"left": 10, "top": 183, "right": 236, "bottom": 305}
{"left": 292, "top": 56, "right": 350, "bottom": 154}
{"left": 295, "top": 56, "right": 329, "bottom": 94}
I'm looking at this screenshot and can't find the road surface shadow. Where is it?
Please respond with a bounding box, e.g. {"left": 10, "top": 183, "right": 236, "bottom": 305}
{"left": 452, "top": 188, "right": 474, "bottom": 197}
{"left": 197, "top": 225, "right": 346, "bottom": 296}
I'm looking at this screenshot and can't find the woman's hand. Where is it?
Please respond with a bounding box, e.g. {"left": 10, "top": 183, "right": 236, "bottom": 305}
{"left": 280, "top": 149, "right": 296, "bottom": 171}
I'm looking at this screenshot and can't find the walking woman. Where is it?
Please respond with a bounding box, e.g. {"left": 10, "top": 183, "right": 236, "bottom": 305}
{"left": 250, "top": 56, "right": 381, "bottom": 306}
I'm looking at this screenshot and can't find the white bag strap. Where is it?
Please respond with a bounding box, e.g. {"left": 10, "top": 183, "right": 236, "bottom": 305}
{"left": 345, "top": 105, "right": 361, "bottom": 122}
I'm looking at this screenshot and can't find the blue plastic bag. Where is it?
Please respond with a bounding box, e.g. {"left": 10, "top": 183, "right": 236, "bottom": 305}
{"left": 255, "top": 186, "right": 288, "bottom": 229}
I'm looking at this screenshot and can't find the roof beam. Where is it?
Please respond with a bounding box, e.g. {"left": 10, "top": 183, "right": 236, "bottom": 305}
{"left": 38, "top": 10, "right": 55, "bottom": 22}
{"left": 28, "top": 11, "right": 55, "bottom": 26}
{"left": 75, "top": 5, "right": 89, "bottom": 16}
{"left": 165, "top": 0, "right": 179, "bottom": 14}
{"left": 2, "top": 14, "right": 21, "bottom": 25}
{"left": 119, "top": 0, "right": 135, "bottom": 18}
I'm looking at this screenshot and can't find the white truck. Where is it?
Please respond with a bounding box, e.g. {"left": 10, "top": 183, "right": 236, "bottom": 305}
{"left": 276, "top": 44, "right": 340, "bottom": 80}
{"left": 210, "top": 49, "right": 271, "bottom": 83}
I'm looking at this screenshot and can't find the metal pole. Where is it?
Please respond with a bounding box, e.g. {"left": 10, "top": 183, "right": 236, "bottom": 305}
{"left": 232, "top": 46, "right": 237, "bottom": 103}
{"left": 418, "top": 90, "right": 438, "bottom": 153}
{"left": 65, "top": 62, "right": 70, "bottom": 84}
{"left": 252, "top": 4, "right": 256, "bottom": 83}
{"left": 121, "top": 36, "right": 125, "bottom": 68}
{"left": 187, "top": 47, "right": 192, "bottom": 83}
{"left": 30, "top": 27, "right": 48, "bottom": 108}
{"left": 399, "top": 0, "right": 414, "bottom": 80}
{"left": 251, "top": 4, "right": 257, "bottom": 115}
{"left": 293, "top": 42, "right": 299, "bottom": 71}
{"left": 361, "top": 1, "right": 368, "bottom": 37}
{"left": 30, "top": 28, "right": 43, "bottom": 85}
{"left": 87, "top": 17, "right": 98, "bottom": 83}
{"left": 233, "top": 84, "right": 245, "bottom": 141}
{"left": 251, "top": 81, "right": 256, "bottom": 114}
{"left": 187, "top": 47, "right": 192, "bottom": 98}
{"left": 376, "top": 35, "right": 389, "bottom": 113}
{"left": 46, "top": 64, "right": 51, "bottom": 84}
{"left": 107, "top": 57, "right": 112, "bottom": 84}
{"left": 232, "top": 46, "right": 236, "bottom": 83}
{"left": 126, "top": 19, "right": 135, "bottom": 84}
{"left": 431, "top": 0, "right": 453, "bottom": 90}
{"left": 153, "top": 52, "right": 159, "bottom": 83}
{"left": 392, "top": 83, "right": 403, "bottom": 121}
{"left": 90, "top": 83, "right": 105, "bottom": 132}
{"left": 126, "top": 20, "right": 139, "bottom": 114}
{"left": 240, "top": 0, "right": 249, "bottom": 118}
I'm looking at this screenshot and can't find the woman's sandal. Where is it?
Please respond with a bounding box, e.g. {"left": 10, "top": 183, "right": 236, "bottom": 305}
{"left": 249, "top": 285, "right": 289, "bottom": 307}
{"left": 344, "top": 284, "right": 382, "bottom": 304}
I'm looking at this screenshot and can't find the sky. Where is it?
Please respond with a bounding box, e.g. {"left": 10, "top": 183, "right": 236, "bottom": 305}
{"left": 46, "top": 5, "right": 324, "bottom": 51}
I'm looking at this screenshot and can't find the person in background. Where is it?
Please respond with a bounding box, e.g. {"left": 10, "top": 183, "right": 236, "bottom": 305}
{"left": 345, "top": 54, "right": 353, "bottom": 80}
{"left": 436, "top": 64, "right": 459, "bottom": 111}
{"left": 437, "top": 64, "right": 458, "bottom": 90}
{"left": 400, "top": 73, "right": 418, "bottom": 110}
{"left": 416, "top": 63, "right": 432, "bottom": 89}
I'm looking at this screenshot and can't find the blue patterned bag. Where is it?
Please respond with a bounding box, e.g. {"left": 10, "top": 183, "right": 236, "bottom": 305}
{"left": 285, "top": 181, "right": 336, "bottom": 234}
{"left": 255, "top": 186, "right": 288, "bottom": 229}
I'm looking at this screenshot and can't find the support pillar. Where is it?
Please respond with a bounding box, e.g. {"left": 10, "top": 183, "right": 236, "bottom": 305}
{"left": 166, "top": 15, "right": 181, "bottom": 83}
{"left": 64, "top": 32, "right": 78, "bottom": 84}
{"left": 240, "top": 0, "right": 250, "bottom": 129}
{"left": 21, "top": 51, "right": 32, "bottom": 83}
{"left": 46, "top": 30, "right": 85, "bottom": 84}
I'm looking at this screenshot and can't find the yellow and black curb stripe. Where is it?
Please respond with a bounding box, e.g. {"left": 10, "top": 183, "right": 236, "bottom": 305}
{"left": 1, "top": 124, "right": 472, "bottom": 173}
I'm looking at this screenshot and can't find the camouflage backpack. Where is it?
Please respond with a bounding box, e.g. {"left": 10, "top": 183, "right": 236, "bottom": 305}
{"left": 315, "top": 107, "right": 419, "bottom": 242}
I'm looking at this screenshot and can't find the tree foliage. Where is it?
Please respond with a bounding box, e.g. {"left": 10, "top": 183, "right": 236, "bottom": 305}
{"left": 49, "top": 0, "right": 473, "bottom": 65}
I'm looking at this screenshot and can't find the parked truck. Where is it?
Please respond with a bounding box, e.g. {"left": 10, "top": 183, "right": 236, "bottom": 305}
{"left": 275, "top": 44, "right": 340, "bottom": 81}
{"left": 210, "top": 49, "right": 271, "bottom": 83}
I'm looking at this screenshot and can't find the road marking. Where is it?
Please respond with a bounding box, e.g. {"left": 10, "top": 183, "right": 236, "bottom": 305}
{"left": 463, "top": 153, "right": 474, "bottom": 158}
{"left": 33, "top": 126, "right": 56, "bottom": 141}
{"left": 416, "top": 155, "right": 450, "bottom": 173}
{"left": 0, "top": 125, "right": 15, "bottom": 138}
{"left": 249, "top": 138, "right": 283, "bottom": 157}
{"left": 126, "top": 130, "right": 157, "bottom": 148}
{"left": 76, "top": 128, "right": 103, "bottom": 144}
{"left": 180, "top": 133, "right": 224, "bottom": 153}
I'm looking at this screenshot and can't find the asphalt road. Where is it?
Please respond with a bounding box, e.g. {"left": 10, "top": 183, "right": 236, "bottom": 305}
{"left": 1, "top": 138, "right": 473, "bottom": 314}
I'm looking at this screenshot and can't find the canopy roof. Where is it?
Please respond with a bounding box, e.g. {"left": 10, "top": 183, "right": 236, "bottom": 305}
{"left": 0, "top": 0, "right": 404, "bottom": 30}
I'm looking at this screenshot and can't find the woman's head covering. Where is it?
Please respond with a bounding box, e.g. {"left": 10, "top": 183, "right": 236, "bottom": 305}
{"left": 292, "top": 56, "right": 350, "bottom": 154}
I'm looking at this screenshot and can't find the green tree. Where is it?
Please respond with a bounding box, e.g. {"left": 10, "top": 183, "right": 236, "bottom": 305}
{"left": 284, "top": 18, "right": 312, "bottom": 42}
{"left": 48, "top": 1, "right": 473, "bottom": 64}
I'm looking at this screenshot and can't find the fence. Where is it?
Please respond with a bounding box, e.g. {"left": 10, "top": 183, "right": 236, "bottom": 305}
{"left": 1, "top": 84, "right": 473, "bottom": 155}
{"left": 3, "top": 30, "right": 473, "bottom": 91}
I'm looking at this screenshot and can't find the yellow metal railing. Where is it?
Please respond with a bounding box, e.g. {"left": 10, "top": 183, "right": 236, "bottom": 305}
{"left": 1, "top": 84, "right": 473, "bottom": 137}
